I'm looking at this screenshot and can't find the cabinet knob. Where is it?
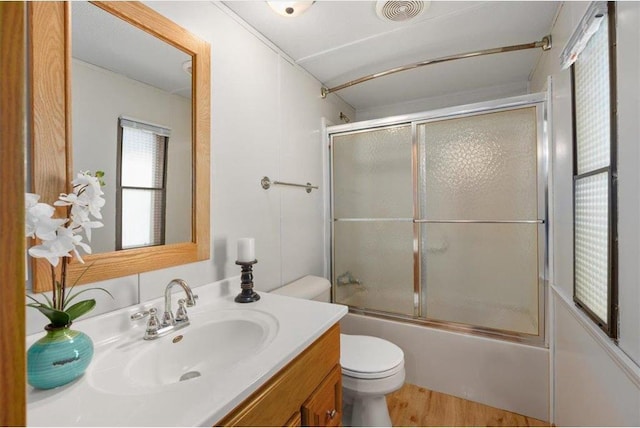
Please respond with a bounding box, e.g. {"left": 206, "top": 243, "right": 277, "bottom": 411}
{"left": 326, "top": 409, "right": 337, "bottom": 419}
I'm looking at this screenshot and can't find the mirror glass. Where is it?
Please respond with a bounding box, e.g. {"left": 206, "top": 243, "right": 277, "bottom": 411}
{"left": 71, "top": 1, "right": 193, "bottom": 253}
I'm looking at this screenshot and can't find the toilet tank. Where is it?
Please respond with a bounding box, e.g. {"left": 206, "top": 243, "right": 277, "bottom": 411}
{"left": 270, "top": 275, "right": 331, "bottom": 302}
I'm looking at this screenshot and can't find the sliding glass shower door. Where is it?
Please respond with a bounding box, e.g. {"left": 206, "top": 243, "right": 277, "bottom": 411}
{"left": 332, "top": 125, "right": 415, "bottom": 316}
{"left": 331, "top": 96, "right": 547, "bottom": 341}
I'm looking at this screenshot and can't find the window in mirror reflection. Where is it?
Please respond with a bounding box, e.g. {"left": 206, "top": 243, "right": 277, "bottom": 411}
{"left": 117, "top": 117, "right": 169, "bottom": 250}
{"left": 71, "top": 1, "right": 193, "bottom": 254}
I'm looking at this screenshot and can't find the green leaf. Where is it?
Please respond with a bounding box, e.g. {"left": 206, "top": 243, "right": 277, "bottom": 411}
{"left": 66, "top": 299, "right": 96, "bottom": 321}
{"left": 63, "top": 262, "right": 96, "bottom": 304}
{"left": 28, "top": 305, "right": 70, "bottom": 327}
{"left": 26, "top": 294, "right": 44, "bottom": 305}
{"left": 63, "top": 287, "right": 113, "bottom": 310}
{"left": 26, "top": 302, "right": 45, "bottom": 309}
{"left": 41, "top": 293, "right": 53, "bottom": 308}
{"left": 95, "top": 171, "right": 106, "bottom": 187}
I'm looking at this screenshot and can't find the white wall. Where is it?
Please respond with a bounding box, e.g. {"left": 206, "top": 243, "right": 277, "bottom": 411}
{"left": 530, "top": 2, "right": 640, "bottom": 425}
{"left": 72, "top": 59, "right": 192, "bottom": 253}
{"left": 26, "top": 1, "right": 354, "bottom": 334}
{"left": 355, "top": 81, "right": 529, "bottom": 121}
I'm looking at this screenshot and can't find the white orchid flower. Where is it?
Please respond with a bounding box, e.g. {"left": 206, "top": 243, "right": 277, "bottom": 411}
{"left": 26, "top": 192, "right": 39, "bottom": 208}
{"left": 28, "top": 227, "right": 74, "bottom": 267}
{"left": 74, "top": 219, "right": 103, "bottom": 242}
{"left": 73, "top": 171, "right": 103, "bottom": 194}
{"left": 56, "top": 172, "right": 105, "bottom": 220}
{"left": 56, "top": 193, "right": 89, "bottom": 226}
{"left": 68, "top": 203, "right": 93, "bottom": 227}
{"left": 26, "top": 171, "right": 104, "bottom": 268}
{"left": 54, "top": 191, "right": 79, "bottom": 206}
{"left": 73, "top": 171, "right": 105, "bottom": 219}
{"left": 60, "top": 226, "right": 92, "bottom": 263}
{"left": 25, "top": 170, "right": 106, "bottom": 327}
{"left": 28, "top": 226, "right": 91, "bottom": 266}
{"left": 25, "top": 193, "right": 65, "bottom": 241}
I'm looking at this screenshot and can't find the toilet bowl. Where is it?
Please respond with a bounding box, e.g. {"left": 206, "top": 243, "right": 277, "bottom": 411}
{"left": 271, "top": 276, "right": 405, "bottom": 426}
{"left": 341, "top": 334, "right": 405, "bottom": 426}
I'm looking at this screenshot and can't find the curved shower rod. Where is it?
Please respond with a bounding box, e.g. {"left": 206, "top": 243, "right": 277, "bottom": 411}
{"left": 320, "top": 35, "right": 552, "bottom": 98}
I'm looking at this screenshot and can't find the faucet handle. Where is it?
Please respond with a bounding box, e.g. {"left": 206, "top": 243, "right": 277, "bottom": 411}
{"left": 161, "top": 308, "right": 175, "bottom": 327}
{"left": 130, "top": 309, "right": 150, "bottom": 321}
{"left": 144, "top": 308, "right": 162, "bottom": 340}
{"left": 175, "top": 298, "right": 189, "bottom": 322}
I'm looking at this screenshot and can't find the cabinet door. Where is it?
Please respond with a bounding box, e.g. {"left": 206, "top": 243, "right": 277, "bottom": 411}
{"left": 285, "top": 412, "right": 302, "bottom": 427}
{"left": 301, "top": 365, "right": 342, "bottom": 427}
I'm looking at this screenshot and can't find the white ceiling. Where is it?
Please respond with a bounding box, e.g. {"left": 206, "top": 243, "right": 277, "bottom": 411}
{"left": 223, "top": 1, "right": 560, "bottom": 111}
{"left": 72, "top": 1, "right": 192, "bottom": 99}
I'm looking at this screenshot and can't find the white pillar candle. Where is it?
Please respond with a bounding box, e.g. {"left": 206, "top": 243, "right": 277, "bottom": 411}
{"left": 237, "top": 237, "right": 255, "bottom": 262}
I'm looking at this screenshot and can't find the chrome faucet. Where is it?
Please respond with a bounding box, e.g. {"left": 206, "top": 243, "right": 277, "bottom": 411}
{"left": 162, "top": 278, "right": 198, "bottom": 327}
{"left": 136, "top": 278, "right": 198, "bottom": 340}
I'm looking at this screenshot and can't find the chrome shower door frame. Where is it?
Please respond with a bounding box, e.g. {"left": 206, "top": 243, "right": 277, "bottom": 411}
{"left": 328, "top": 93, "right": 549, "bottom": 346}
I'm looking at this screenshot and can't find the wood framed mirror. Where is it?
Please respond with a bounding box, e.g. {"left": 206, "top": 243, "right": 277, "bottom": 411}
{"left": 29, "top": 1, "right": 210, "bottom": 292}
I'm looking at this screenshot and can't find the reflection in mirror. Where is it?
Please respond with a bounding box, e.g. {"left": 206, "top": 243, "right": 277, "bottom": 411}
{"left": 29, "top": 1, "right": 210, "bottom": 291}
{"left": 71, "top": 1, "right": 193, "bottom": 253}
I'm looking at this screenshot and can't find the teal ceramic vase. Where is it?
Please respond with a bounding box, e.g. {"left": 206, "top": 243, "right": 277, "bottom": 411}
{"left": 27, "top": 324, "right": 94, "bottom": 390}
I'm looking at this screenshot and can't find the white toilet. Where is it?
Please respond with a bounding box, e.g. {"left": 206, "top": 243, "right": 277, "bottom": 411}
{"left": 272, "top": 276, "right": 405, "bottom": 426}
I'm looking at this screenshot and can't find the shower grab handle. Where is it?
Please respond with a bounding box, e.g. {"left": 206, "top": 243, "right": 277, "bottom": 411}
{"left": 333, "top": 218, "right": 545, "bottom": 224}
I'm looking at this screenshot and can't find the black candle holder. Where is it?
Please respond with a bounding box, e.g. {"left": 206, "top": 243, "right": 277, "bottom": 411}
{"left": 235, "top": 260, "right": 260, "bottom": 303}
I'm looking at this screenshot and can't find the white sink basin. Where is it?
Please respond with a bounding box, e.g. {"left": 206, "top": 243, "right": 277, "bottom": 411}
{"left": 28, "top": 281, "right": 348, "bottom": 427}
{"left": 89, "top": 308, "right": 278, "bottom": 394}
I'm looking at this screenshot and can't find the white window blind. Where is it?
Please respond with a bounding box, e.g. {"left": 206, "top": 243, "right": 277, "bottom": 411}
{"left": 117, "top": 118, "right": 170, "bottom": 250}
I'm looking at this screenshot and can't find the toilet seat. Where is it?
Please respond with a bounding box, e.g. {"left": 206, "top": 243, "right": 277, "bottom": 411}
{"left": 340, "top": 334, "right": 404, "bottom": 380}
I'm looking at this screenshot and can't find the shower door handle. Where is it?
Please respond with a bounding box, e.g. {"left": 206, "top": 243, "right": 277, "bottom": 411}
{"left": 412, "top": 219, "right": 545, "bottom": 224}
{"left": 334, "top": 218, "right": 414, "bottom": 222}
{"left": 333, "top": 219, "right": 546, "bottom": 224}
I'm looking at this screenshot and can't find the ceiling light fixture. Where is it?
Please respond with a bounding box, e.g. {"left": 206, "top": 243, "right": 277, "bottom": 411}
{"left": 182, "top": 60, "right": 192, "bottom": 75}
{"left": 267, "top": 1, "right": 315, "bottom": 18}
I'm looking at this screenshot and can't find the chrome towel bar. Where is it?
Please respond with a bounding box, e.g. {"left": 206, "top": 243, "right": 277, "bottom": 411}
{"left": 333, "top": 218, "right": 545, "bottom": 224}
{"left": 261, "top": 176, "right": 319, "bottom": 193}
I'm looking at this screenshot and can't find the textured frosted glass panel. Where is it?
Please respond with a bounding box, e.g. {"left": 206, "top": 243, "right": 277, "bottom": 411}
{"left": 575, "top": 172, "right": 609, "bottom": 322}
{"left": 574, "top": 18, "right": 610, "bottom": 175}
{"left": 418, "top": 107, "right": 537, "bottom": 221}
{"left": 421, "top": 223, "right": 539, "bottom": 335}
{"left": 333, "top": 126, "right": 412, "bottom": 218}
{"left": 334, "top": 221, "right": 414, "bottom": 316}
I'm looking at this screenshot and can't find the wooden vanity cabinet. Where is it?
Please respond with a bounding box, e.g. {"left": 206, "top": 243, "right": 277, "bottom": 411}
{"left": 301, "top": 365, "right": 342, "bottom": 427}
{"left": 216, "top": 323, "right": 342, "bottom": 427}
{"left": 284, "top": 412, "right": 302, "bottom": 427}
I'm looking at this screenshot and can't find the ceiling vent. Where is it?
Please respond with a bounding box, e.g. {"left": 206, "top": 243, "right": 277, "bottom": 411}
{"left": 375, "top": 1, "right": 429, "bottom": 22}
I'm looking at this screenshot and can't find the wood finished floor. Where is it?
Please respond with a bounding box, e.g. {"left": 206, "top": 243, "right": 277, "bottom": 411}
{"left": 387, "top": 383, "right": 550, "bottom": 427}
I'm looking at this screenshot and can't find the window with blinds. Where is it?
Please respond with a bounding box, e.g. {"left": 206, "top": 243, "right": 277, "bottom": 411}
{"left": 570, "top": 2, "right": 617, "bottom": 338}
{"left": 117, "top": 117, "right": 170, "bottom": 250}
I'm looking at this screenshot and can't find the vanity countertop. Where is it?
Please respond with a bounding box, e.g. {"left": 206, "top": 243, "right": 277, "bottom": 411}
{"left": 27, "top": 278, "right": 347, "bottom": 426}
